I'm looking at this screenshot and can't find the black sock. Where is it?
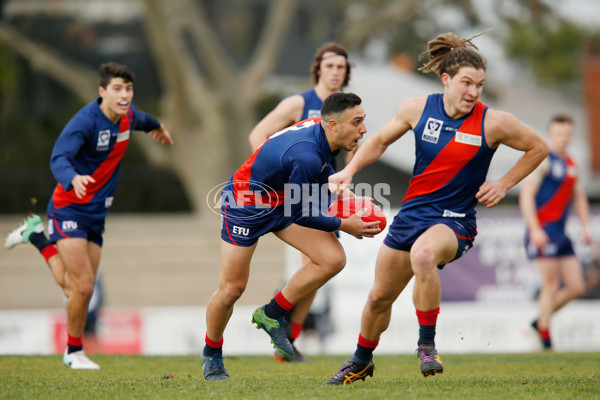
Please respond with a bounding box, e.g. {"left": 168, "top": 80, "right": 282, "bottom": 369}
{"left": 67, "top": 343, "right": 83, "bottom": 354}
{"left": 264, "top": 298, "right": 287, "bottom": 320}
{"left": 352, "top": 344, "right": 374, "bottom": 365}
{"left": 418, "top": 324, "right": 436, "bottom": 347}
{"left": 29, "top": 231, "right": 50, "bottom": 253}
{"left": 203, "top": 345, "right": 222, "bottom": 358}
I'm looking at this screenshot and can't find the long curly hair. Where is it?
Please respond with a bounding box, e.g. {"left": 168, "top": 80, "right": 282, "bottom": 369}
{"left": 418, "top": 30, "right": 490, "bottom": 77}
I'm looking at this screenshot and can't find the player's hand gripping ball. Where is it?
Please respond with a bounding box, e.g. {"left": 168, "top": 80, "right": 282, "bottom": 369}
{"left": 327, "top": 197, "right": 387, "bottom": 232}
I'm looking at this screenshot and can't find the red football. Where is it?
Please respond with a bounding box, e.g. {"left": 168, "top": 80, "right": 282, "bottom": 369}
{"left": 327, "top": 197, "right": 387, "bottom": 232}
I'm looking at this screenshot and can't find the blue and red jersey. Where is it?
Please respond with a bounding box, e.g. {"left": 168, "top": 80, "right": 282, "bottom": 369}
{"left": 300, "top": 88, "right": 340, "bottom": 171}
{"left": 535, "top": 152, "right": 577, "bottom": 232}
{"left": 399, "top": 93, "right": 496, "bottom": 223}
{"left": 47, "top": 98, "right": 161, "bottom": 222}
{"left": 224, "top": 118, "right": 341, "bottom": 232}
{"left": 300, "top": 89, "right": 323, "bottom": 120}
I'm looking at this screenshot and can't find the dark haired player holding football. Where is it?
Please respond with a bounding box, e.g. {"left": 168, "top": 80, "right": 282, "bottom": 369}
{"left": 202, "top": 92, "right": 381, "bottom": 380}
{"left": 5, "top": 62, "right": 173, "bottom": 369}
{"left": 248, "top": 42, "right": 354, "bottom": 362}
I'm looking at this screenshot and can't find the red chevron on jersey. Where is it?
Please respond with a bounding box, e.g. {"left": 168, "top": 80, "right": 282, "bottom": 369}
{"left": 537, "top": 157, "right": 576, "bottom": 226}
{"left": 403, "top": 102, "right": 486, "bottom": 204}
{"left": 52, "top": 111, "right": 132, "bottom": 209}
{"left": 232, "top": 119, "right": 322, "bottom": 206}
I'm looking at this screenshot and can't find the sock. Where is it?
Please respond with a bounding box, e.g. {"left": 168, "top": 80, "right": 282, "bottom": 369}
{"left": 67, "top": 333, "right": 83, "bottom": 354}
{"left": 41, "top": 244, "right": 59, "bottom": 262}
{"left": 264, "top": 291, "right": 294, "bottom": 320}
{"left": 417, "top": 307, "right": 440, "bottom": 346}
{"left": 203, "top": 333, "right": 223, "bottom": 357}
{"left": 29, "top": 231, "right": 58, "bottom": 262}
{"left": 538, "top": 327, "right": 552, "bottom": 348}
{"left": 352, "top": 334, "right": 379, "bottom": 365}
{"left": 289, "top": 322, "right": 303, "bottom": 343}
{"left": 30, "top": 231, "right": 50, "bottom": 252}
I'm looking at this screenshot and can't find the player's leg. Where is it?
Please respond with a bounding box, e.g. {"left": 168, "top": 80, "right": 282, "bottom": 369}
{"left": 252, "top": 225, "right": 344, "bottom": 357}
{"left": 275, "top": 225, "right": 345, "bottom": 303}
{"left": 274, "top": 251, "right": 315, "bottom": 362}
{"left": 203, "top": 239, "right": 256, "bottom": 380}
{"left": 58, "top": 237, "right": 101, "bottom": 369}
{"left": 410, "top": 223, "right": 458, "bottom": 376}
{"left": 5, "top": 214, "right": 68, "bottom": 294}
{"left": 553, "top": 256, "right": 586, "bottom": 312}
{"left": 325, "top": 245, "right": 412, "bottom": 385}
{"left": 533, "top": 257, "right": 559, "bottom": 348}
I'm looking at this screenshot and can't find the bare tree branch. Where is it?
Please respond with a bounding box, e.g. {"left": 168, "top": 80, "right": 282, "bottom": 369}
{"left": 338, "top": 0, "right": 433, "bottom": 48}
{"left": 179, "top": 0, "right": 237, "bottom": 87}
{"left": 242, "top": 0, "right": 298, "bottom": 91}
{"left": 142, "top": 0, "right": 216, "bottom": 121}
{"left": 0, "top": 21, "right": 97, "bottom": 101}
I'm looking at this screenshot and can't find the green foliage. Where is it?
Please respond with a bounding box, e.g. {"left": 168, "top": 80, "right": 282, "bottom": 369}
{"left": 505, "top": 21, "right": 585, "bottom": 85}
{"left": 1, "top": 353, "right": 599, "bottom": 400}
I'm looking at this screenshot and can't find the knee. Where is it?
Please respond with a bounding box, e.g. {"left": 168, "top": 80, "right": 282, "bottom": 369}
{"left": 322, "top": 250, "right": 346, "bottom": 277}
{"left": 73, "top": 280, "right": 95, "bottom": 301}
{"left": 366, "top": 290, "right": 393, "bottom": 312}
{"left": 569, "top": 282, "right": 587, "bottom": 299}
{"left": 410, "top": 247, "right": 435, "bottom": 276}
{"left": 221, "top": 282, "right": 246, "bottom": 305}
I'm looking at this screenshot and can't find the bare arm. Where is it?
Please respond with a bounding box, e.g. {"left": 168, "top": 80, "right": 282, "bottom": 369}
{"left": 248, "top": 95, "right": 304, "bottom": 150}
{"left": 476, "top": 110, "right": 550, "bottom": 207}
{"left": 573, "top": 180, "right": 592, "bottom": 244}
{"left": 329, "top": 97, "right": 425, "bottom": 194}
{"left": 518, "top": 162, "right": 549, "bottom": 249}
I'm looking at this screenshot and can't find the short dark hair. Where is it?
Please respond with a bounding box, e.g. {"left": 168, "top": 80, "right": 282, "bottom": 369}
{"left": 321, "top": 92, "right": 362, "bottom": 121}
{"left": 550, "top": 114, "right": 573, "bottom": 125}
{"left": 99, "top": 62, "right": 135, "bottom": 88}
{"left": 310, "top": 42, "right": 351, "bottom": 88}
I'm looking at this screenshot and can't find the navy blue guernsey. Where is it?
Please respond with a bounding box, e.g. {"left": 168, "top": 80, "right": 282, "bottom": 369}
{"left": 226, "top": 118, "right": 341, "bottom": 232}
{"left": 47, "top": 98, "right": 160, "bottom": 222}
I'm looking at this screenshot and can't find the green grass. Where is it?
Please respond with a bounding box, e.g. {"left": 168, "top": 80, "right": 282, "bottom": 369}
{"left": 1, "top": 353, "right": 599, "bottom": 400}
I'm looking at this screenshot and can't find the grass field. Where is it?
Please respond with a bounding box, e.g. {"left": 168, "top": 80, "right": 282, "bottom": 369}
{"left": 1, "top": 353, "right": 599, "bottom": 400}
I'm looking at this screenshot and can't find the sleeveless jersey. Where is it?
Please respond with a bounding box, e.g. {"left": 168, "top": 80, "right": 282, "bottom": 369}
{"left": 535, "top": 152, "right": 577, "bottom": 232}
{"left": 300, "top": 88, "right": 339, "bottom": 171}
{"left": 47, "top": 98, "right": 161, "bottom": 222}
{"left": 300, "top": 89, "right": 323, "bottom": 120}
{"left": 400, "top": 93, "right": 496, "bottom": 223}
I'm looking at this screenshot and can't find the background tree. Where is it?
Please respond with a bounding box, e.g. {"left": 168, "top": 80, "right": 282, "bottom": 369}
{"left": 0, "top": 0, "right": 592, "bottom": 213}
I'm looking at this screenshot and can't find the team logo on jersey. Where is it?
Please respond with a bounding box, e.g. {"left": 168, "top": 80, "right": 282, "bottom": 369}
{"left": 455, "top": 132, "right": 482, "bottom": 147}
{"left": 97, "top": 130, "right": 111, "bottom": 151}
{"left": 307, "top": 109, "right": 321, "bottom": 118}
{"left": 422, "top": 118, "right": 443, "bottom": 143}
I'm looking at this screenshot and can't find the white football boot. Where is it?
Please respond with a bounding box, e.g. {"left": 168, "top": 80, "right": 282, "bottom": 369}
{"left": 63, "top": 349, "right": 100, "bottom": 370}
{"left": 5, "top": 214, "right": 44, "bottom": 249}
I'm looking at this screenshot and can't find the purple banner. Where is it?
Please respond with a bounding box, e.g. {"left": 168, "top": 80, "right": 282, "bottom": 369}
{"left": 439, "top": 206, "right": 600, "bottom": 302}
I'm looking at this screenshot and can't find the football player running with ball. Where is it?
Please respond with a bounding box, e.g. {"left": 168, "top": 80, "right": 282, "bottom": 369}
{"left": 325, "top": 31, "right": 548, "bottom": 384}
{"left": 202, "top": 93, "right": 380, "bottom": 381}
